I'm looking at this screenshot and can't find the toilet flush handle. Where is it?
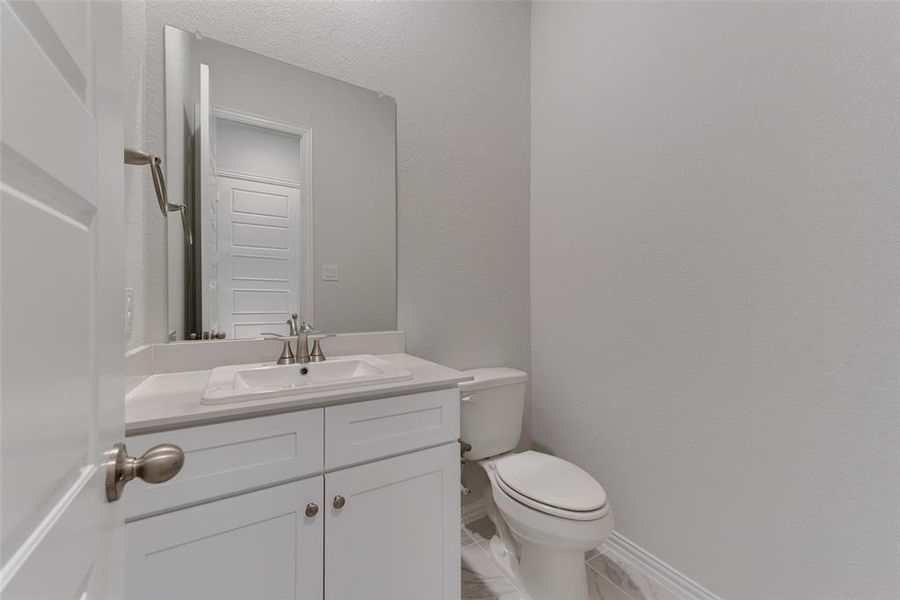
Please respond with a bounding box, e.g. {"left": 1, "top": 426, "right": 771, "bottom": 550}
{"left": 459, "top": 438, "right": 472, "bottom": 455}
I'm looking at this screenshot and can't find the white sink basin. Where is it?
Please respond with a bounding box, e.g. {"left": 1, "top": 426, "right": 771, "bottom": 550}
{"left": 201, "top": 354, "right": 413, "bottom": 405}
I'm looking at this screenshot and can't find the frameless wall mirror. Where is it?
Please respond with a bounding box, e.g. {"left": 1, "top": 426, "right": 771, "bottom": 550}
{"left": 164, "top": 25, "right": 397, "bottom": 341}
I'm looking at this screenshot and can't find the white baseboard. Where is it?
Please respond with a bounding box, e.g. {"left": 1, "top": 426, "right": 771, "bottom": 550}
{"left": 603, "top": 532, "right": 721, "bottom": 600}
{"left": 460, "top": 498, "right": 720, "bottom": 600}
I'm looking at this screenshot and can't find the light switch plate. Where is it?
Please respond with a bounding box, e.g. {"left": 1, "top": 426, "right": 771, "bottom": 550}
{"left": 322, "top": 264, "right": 339, "bottom": 281}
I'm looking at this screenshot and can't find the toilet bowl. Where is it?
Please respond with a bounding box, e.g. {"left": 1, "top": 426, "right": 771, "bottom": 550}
{"left": 459, "top": 369, "right": 614, "bottom": 600}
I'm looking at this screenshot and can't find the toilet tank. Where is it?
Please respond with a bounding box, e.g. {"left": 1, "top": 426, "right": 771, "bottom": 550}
{"left": 459, "top": 367, "right": 528, "bottom": 460}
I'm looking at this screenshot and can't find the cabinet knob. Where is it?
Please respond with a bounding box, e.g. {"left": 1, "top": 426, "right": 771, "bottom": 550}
{"left": 305, "top": 503, "right": 319, "bottom": 517}
{"left": 333, "top": 495, "right": 346, "bottom": 509}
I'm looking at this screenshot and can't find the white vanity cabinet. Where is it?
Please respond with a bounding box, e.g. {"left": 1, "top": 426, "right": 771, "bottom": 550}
{"left": 124, "top": 388, "right": 460, "bottom": 600}
{"left": 325, "top": 444, "right": 460, "bottom": 600}
{"left": 126, "top": 477, "right": 325, "bottom": 600}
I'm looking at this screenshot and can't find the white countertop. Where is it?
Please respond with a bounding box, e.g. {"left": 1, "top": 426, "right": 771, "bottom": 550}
{"left": 126, "top": 353, "right": 471, "bottom": 435}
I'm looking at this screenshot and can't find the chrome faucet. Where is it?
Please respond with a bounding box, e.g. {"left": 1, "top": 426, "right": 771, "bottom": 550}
{"left": 267, "top": 315, "right": 328, "bottom": 365}
{"left": 296, "top": 321, "right": 316, "bottom": 364}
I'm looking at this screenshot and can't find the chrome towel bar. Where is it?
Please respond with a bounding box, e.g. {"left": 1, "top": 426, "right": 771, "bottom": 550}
{"left": 124, "top": 148, "right": 192, "bottom": 245}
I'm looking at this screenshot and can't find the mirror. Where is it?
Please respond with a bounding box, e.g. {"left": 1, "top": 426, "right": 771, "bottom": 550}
{"left": 164, "top": 26, "right": 397, "bottom": 341}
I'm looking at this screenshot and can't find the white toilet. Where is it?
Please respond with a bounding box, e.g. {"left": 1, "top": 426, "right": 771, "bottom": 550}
{"left": 460, "top": 368, "right": 613, "bottom": 600}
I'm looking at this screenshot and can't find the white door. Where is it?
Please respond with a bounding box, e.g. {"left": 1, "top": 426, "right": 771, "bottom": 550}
{"left": 0, "top": 1, "right": 125, "bottom": 597}
{"left": 126, "top": 477, "right": 324, "bottom": 600}
{"left": 324, "top": 445, "right": 461, "bottom": 600}
{"left": 217, "top": 175, "right": 301, "bottom": 339}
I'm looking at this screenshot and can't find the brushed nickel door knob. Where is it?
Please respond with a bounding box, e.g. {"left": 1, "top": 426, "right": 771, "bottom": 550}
{"left": 305, "top": 503, "right": 319, "bottom": 517}
{"left": 333, "top": 495, "right": 346, "bottom": 509}
{"left": 105, "top": 442, "right": 185, "bottom": 502}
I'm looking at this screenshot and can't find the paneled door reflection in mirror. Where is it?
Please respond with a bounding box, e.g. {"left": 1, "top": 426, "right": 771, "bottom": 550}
{"left": 208, "top": 111, "right": 310, "bottom": 340}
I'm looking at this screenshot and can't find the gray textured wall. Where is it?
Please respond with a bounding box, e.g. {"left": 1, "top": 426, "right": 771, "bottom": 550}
{"left": 125, "top": 2, "right": 531, "bottom": 385}
{"left": 531, "top": 3, "right": 900, "bottom": 598}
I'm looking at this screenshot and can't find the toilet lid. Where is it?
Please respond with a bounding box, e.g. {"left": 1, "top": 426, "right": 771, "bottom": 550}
{"left": 495, "top": 451, "right": 607, "bottom": 513}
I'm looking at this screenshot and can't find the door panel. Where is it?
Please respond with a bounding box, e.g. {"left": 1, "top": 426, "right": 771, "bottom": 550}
{"left": 0, "top": 0, "right": 124, "bottom": 597}
{"left": 324, "top": 444, "right": 460, "bottom": 600}
{"left": 126, "top": 478, "right": 324, "bottom": 600}
{"left": 0, "top": 189, "right": 93, "bottom": 559}
{"left": 217, "top": 176, "right": 301, "bottom": 338}
{"left": 1, "top": 1, "right": 96, "bottom": 198}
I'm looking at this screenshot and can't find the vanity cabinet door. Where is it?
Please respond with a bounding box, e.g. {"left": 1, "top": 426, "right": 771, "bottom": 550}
{"left": 126, "top": 477, "right": 324, "bottom": 600}
{"left": 324, "top": 443, "right": 460, "bottom": 600}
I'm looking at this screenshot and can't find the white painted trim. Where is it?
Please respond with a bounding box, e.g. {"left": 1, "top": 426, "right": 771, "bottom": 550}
{"left": 602, "top": 533, "right": 721, "bottom": 600}
{"left": 213, "top": 106, "right": 315, "bottom": 326}
{"left": 213, "top": 106, "right": 305, "bottom": 137}
{"left": 214, "top": 169, "right": 300, "bottom": 189}
{"left": 460, "top": 498, "right": 721, "bottom": 600}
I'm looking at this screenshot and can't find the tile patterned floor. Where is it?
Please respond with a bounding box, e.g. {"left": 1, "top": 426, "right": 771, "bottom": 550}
{"left": 461, "top": 534, "right": 525, "bottom": 600}
{"left": 461, "top": 517, "right": 645, "bottom": 600}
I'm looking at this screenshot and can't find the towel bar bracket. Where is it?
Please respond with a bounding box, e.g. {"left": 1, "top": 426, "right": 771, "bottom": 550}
{"left": 124, "top": 148, "right": 192, "bottom": 245}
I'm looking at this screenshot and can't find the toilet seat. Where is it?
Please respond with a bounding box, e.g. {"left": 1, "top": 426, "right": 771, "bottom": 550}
{"left": 494, "top": 451, "right": 609, "bottom": 521}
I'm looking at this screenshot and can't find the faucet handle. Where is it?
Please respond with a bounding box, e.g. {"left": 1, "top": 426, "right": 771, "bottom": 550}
{"left": 261, "top": 333, "right": 297, "bottom": 365}
{"left": 261, "top": 332, "right": 292, "bottom": 341}
{"left": 309, "top": 334, "right": 335, "bottom": 362}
